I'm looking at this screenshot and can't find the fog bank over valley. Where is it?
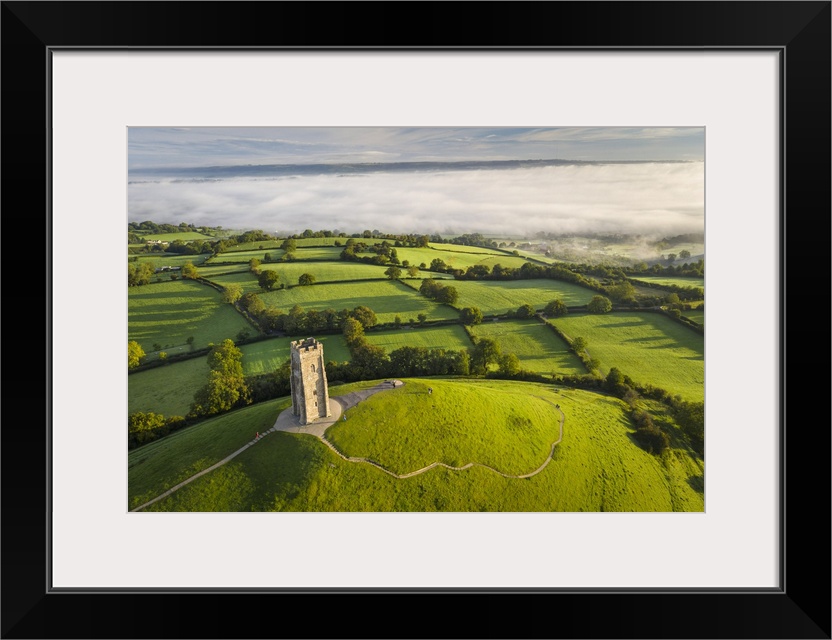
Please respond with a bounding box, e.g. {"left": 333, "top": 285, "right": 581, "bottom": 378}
{"left": 129, "top": 161, "right": 704, "bottom": 238}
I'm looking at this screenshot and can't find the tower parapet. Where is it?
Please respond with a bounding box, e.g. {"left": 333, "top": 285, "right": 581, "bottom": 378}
{"left": 289, "top": 337, "right": 331, "bottom": 425}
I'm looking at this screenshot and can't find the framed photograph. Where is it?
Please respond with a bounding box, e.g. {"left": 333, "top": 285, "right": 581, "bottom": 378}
{"left": 3, "top": 2, "right": 829, "bottom": 638}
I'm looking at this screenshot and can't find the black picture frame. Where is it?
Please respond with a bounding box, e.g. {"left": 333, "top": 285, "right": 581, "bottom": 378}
{"left": 2, "top": 2, "right": 829, "bottom": 638}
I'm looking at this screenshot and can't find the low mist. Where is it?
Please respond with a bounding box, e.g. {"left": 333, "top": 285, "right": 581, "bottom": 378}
{"left": 128, "top": 162, "right": 704, "bottom": 238}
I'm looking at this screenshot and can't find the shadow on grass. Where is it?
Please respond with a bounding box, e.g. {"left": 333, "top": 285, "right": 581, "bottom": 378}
{"left": 687, "top": 474, "right": 704, "bottom": 493}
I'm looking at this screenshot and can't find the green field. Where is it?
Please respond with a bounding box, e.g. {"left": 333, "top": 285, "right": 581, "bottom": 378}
{"left": 128, "top": 254, "right": 209, "bottom": 270}
{"left": 293, "top": 237, "right": 345, "bottom": 247}
{"left": 239, "top": 335, "right": 351, "bottom": 374}
{"left": 205, "top": 249, "right": 286, "bottom": 264}
{"left": 470, "top": 319, "right": 586, "bottom": 375}
{"left": 196, "top": 264, "right": 250, "bottom": 279}
{"left": 364, "top": 325, "right": 473, "bottom": 352}
{"left": 389, "top": 247, "right": 531, "bottom": 271}
{"left": 128, "top": 280, "right": 255, "bottom": 354}
{"left": 431, "top": 243, "right": 510, "bottom": 255}
{"left": 128, "top": 356, "right": 209, "bottom": 417}
{"left": 133, "top": 379, "right": 703, "bottom": 512}
{"left": 223, "top": 240, "right": 285, "bottom": 252}
{"left": 631, "top": 276, "right": 705, "bottom": 290}
{"left": 292, "top": 246, "right": 345, "bottom": 260}
{"left": 436, "top": 279, "right": 597, "bottom": 314}
{"left": 550, "top": 312, "right": 704, "bottom": 402}
{"left": 260, "top": 280, "right": 459, "bottom": 323}
{"left": 683, "top": 310, "right": 705, "bottom": 326}
{"left": 138, "top": 231, "right": 214, "bottom": 242}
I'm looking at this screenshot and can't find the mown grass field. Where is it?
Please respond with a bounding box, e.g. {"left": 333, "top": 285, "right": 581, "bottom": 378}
{"left": 630, "top": 275, "right": 705, "bottom": 290}
{"left": 432, "top": 278, "right": 597, "bottom": 313}
{"left": 128, "top": 356, "right": 209, "bottom": 417}
{"left": 135, "top": 379, "right": 703, "bottom": 512}
{"left": 364, "top": 324, "right": 473, "bottom": 352}
{"left": 260, "top": 280, "right": 459, "bottom": 323}
{"left": 128, "top": 280, "right": 254, "bottom": 354}
{"left": 550, "top": 312, "right": 704, "bottom": 402}
{"left": 470, "top": 319, "right": 585, "bottom": 375}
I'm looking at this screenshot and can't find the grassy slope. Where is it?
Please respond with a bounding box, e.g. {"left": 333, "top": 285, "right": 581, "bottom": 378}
{"left": 445, "top": 279, "right": 597, "bottom": 314}
{"left": 128, "top": 280, "right": 253, "bottom": 353}
{"left": 551, "top": 312, "right": 704, "bottom": 402}
{"left": 470, "top": 319, "right": 585, "bottom": 375}
{"left": 137, "top": 379, "right": 703, "bottom": 512}
{"left": 391, "top": 247, "right": 531, "bottom": 271}
{"left": 260, "top": 280, "right": 458, "bottom": 323}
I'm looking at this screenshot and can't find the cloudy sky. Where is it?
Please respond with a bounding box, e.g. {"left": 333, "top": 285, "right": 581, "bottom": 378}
{"left": 128, "top": 127, "right": 704, "bottom": 237}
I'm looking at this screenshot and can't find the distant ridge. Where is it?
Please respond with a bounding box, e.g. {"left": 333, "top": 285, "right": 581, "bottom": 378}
{"left": 130, "top": 158, "right": 698, "bottom": 179}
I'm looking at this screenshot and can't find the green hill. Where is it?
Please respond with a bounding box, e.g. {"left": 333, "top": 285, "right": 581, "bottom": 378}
{"left": 131, "top": 378, "right": 703, "bottom": 512}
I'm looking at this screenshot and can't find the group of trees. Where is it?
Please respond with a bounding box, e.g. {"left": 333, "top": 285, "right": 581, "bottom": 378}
{"left": 328, "top": 317, "right": 470, "bottom": 383}
{"left": 419, "top": 279, "right": 459, "bottom": 305}
{"left": 237, "top": 292, "right": 378, "bottom": 336}
{"left": 189, "top": 339, "right": 251, "bottom": 418}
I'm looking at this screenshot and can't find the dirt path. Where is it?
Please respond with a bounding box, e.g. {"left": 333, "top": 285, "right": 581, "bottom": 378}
{"left": 130, "top": 380, "right": 403, "bottom": 512}
{"left": 131, "top": 381, "right": 566, "bottom": 511}
{"left": 319, "top": 396, "right": 565, "bottom": 480}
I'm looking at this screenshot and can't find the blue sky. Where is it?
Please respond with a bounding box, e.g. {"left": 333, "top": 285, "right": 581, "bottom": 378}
{"left": 128, "top": 126, "right": 704, "bottom": 170}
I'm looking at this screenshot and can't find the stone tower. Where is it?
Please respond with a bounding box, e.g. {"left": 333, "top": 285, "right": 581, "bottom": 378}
{"left": 290, "top": 337, "right": 331, "bottom": 425}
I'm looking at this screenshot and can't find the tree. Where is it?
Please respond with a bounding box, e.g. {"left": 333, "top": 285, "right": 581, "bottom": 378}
{"left": 239, "top": 292, "right": 265, "bottom": 316}
{"left": 460, "top": 307, "right": 483, "bottom": 326}
{"left": 349, "top": 305, "right": 377, "bottom": 329}
{"left": 394, "top": 315, "right": 403, "bottom": 328}
{"left": 417, "top": 313, "right": 427, "bottom": 326}
{"left": 190, "top": 339, "right": 251, "bottom": 417}
{"left": 436, "top": 285, "right": 459, "bottom": 305}
{"left": 249, "top": 258, "right": 262, "bottom": 273}
{"left": 607, "top": 281, "right": 636, "bottom": 304}
{"left": 298, "top": 273, "right": 316, "bottom": 286}
{"left": 281, "top": 238, "right": 297, "bottom": 252}
{"left": 258, "top": 270, "right": 281, "bottom": 291}
{"left": 679, "top": 249, "right": 691, "bottom": 259}
{"left": 128, "top": 341, "right": 146, "bottom": 369}
{"left": 222, "top": 283, "right": 243, "bottom": 304}
{"left": 587, "top": 295, "right": 613, "bottom": 314}
{"left": 470, "top": 337, "right": 501, "bottom": 374}
{"left": 498, "top": 353, "right": 521, "bottom": 375}
{"left": 406, "top": 266, "right": 420, "bottom": 278}
{"left": 384, "top": 266, "right": 402, "bottom": 280}
{"left": 342, "top": 317, "right": 365, "bottom": 344}
{"left": 516, "top": 303, "right": 535, "bottom": 319}
{"left": 181, "top": 261, "right": 199, "bottom": 279}
{"left": 544, "top": 299, "right": 568, "bottom": 317}
{"left": 572, "top": 336, "right": 588, "bottom": 353}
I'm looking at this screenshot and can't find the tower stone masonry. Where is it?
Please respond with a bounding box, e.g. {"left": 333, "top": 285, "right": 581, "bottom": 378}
{"left": 290, "top": 337, "right": 331, "bottom": 425}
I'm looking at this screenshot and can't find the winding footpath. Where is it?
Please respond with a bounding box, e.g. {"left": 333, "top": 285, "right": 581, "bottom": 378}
{"left": 131, "top": 380, "right": 565, "bottom": 512}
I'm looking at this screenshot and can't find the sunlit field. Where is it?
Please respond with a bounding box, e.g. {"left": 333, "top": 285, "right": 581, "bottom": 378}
{"left": 550, "top": 312, "right": 704, "bottom": 402}
{"left": 133, "top": 379, "right": 703, "bottom": 512}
